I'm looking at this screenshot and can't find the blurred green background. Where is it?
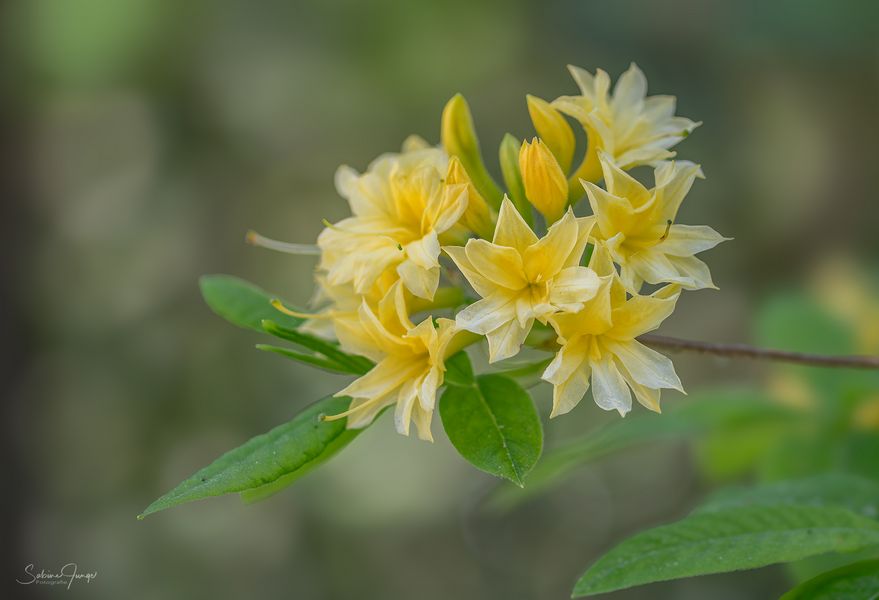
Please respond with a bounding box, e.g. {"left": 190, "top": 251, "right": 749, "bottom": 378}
{"left": 3, "top": 0, "right": 879, "bottom": 598}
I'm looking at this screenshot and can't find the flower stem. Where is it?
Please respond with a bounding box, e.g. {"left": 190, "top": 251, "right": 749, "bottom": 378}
{"left": 638, "top": 334, "right": 879, "bottom": 370}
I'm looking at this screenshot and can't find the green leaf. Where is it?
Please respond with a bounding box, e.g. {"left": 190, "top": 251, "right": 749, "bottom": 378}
{"left": 697, "top": 473, "right": 879, "bottom": 520}
{"left": 444, "top": 351, "right": 475, "bottom": 387}
{"left": 487, "top": 389, "right": 795, "bottom": 511}
{"left": 440, "top": 374, "right": 542, "bottom": 486}
{"left": 261, "top": 320, "right": 372, "bottom": 375}
{"left": 139, "top": 395, "right": 365, "bottom": 518}
{"left": 255, "top": 344, "right": 355, "bottom": 374}
{"left": 781, "top": 559, "right": 879, "bottom": 600}
{"left": 200, "top": 275, "right": 302, "bottom": 332}
{"left": 573, "top": 505, "right": 879, "bottom": 597}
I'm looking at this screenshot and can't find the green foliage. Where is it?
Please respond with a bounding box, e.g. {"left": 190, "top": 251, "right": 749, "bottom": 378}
{"left": 261, "top": 320, "right": 373, "bottom": 375}
{"left": 255, "top": 344, "right": 356, "bottom": 374}
{"left": 696, "top": 473, "right": 879, "bottom": 519}
{"left": 573, "top": 473, "right": 879, "bottom": 596}
{"left": 440, "top": 369, "right": 543, "bottom": 487}
{"left": 444, "top": 351, "right": 476, "bottom": 387}
{"left": 139, "top": 395, "right": 366, "bottom": 518}
{"left": 781, "top": 560, "right": 879, "bottom": 600}
{"left": 573, "top": 505, "right": 879, "bottom": 597}
{"left": 200, "top": 274, "right": 303, "bottom": 332}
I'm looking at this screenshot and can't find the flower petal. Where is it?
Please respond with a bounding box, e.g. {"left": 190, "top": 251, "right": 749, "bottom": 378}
{"left": 522, "top": 209, "right": 579, "bottom": 280}
{"left": 583, "top": 182, "right": 634, "bottom": 241}
{"left": 443, "top": 245, "right": 495, "bottom": 298}
{"left": 609, "top": 293, "right": 679, "bottom": 340}
{"left": 485, "top": 317, "right": 532, "bottom": 363}
{"left": 455, "top": 292, "right": 517, "bottom": 335}
{"left": 590, "top": 354, "right": 632, "bottom": 416}
{"left": 611, "top": 63, "right": 647, "bottom": 113}
{"left": 493, "top": 196, "right": 538, "bottom": 252}
{"left": 661, "top": 225, "right": 728, "bottom": 257}
{"left": 397, "top": 261, "right": 440, "bottom": 300}
{"left": 605, "top": 339, "right": 683, "bottom": 392}
{"left": 667, "top": 254, "right": 717, "bottom": 290}
{"left": 465, "top": 239, "right": 527, "bottom": 290}
{"left": 549, "top": 266, "right": 601, "bottom": 310}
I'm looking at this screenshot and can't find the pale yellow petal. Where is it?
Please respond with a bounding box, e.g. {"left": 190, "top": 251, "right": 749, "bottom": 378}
{"left": 485, "top": 317, "right": 532, "bottom": 363}
{"left": 611, "top": 63, "right": 647, "bottom": 113}
{"left": 667, "top": 255, "right": 717, "bottom": 290}
{"left": 455, "top": 292, "right": 517, "bottom": 335}
{"left": 549, "top": 266, "right": 601, "bottom": 311}
{"left": 590, "top": 354, "right": 632, "bottom": 416}
{"left": 337, "top": 356, "right": 423, "bottom": 405}
{"left": 598, "top": 151, "right": 651, "bottom": 205}
{"left": 604, "top": 339, "right": 683, "bottom": 392}
{"left": 493, "top": 196, "right": 538, "bottom": 251}
{"left": 393, "top": 377, "right": 420, "bottom": 437}
{"left": 465, "top": 239, "right": 527, "bottom": 290}
{"left": 552, "top": 367, "right": 591, "bottom": 418}
{"left": 626, "top": 249, "right": 695, "bottom": 288}
{"left": 661, "top": 225, "right": 728, "bottom": 257}
{"left": 522, "top": 209, "right": 579, "bottom": 281}
{"left": 443, "top": 245, "right": 496, "bottom": 298}
{"left": 608, "top": 293, "right": 678, "bottom": 340}
{"left": 397, "top": 262, "right": 440, "bottom": 300}
{"left": 583, "top": 182, "right": 634, "bottom": 241}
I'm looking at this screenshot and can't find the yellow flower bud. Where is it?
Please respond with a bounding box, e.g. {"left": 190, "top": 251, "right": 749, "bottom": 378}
{"left": 519, "top": 137, "right": 568, "bottom": 223}
{"left": 445, "top": 156, "right": 495, "bottom": 239}
{"left": 527, "top": 95, "right": 575, "bottom": 173}
{"left": 441, "top": 94, "right": 503, "bottom": 208}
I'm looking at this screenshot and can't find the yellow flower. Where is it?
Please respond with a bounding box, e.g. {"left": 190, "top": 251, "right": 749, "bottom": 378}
{"left": 543, "top": 245, "right": 683, "bottom": 417}
{"left": 519, "top": 137, "right": 569, "bottom": 223}
{"left": 445, "top": 155, "right": 495, "bottom": 240}
{"left": 526, "top": 95, "right": 575, "bottom": 173}
{"left": 318, "top": 140, "right": 469, "bottom": 301}
{"left": 583, "top": 151, "right": 726, "bottom": 291}
{"left": 298, "top": 271, "right": 398, "bottom": 340}
{"left": 553, "top": 63, "right": 700, "bottom": 182}
{"left": 445, "top": 197, "right": 600, "bottom": 363}
{"left": 329, "top": 282, "right": 467, "bottom": 441}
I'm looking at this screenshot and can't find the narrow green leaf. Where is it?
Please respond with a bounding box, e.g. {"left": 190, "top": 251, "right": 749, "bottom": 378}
{"left": 261, "top": 320, "right": 373, "bottom": 375}
{"left": 444, "top": 351, "right": 475, "bottom": 387}
{"left": 573, "top": 505, "right": 879, "bottom": 597}
{"left": 440, "top": 374, "right": 542, "bottom": 486}
{"left": 499, "top": 133, "right": 533, "bottom": 225}
{"left": 697, "top": 473, "right": 879, "bottom": 520}
{"left": 139, "top": 395, "right": 364, "bottom": 518}
{"left": 781, "top": 559, "right": 879, "bottom": 600}
{"left": 255, "top": 344, "right": 353, "bottom": 374}
{"left": 200, "top": 275, "right": 302, "bottom": 332}
{"left": 487, "top": 389, "right": 795, "bottom": 511}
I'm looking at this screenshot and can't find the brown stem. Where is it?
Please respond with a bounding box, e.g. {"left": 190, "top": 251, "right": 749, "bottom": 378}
{"left": 638, "top": 334, "right": 879, "bottom": 370}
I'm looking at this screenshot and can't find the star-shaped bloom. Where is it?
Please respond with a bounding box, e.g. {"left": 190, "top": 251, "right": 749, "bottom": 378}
{"left": 328, "top": 282, "right": 467, "bottom": 441}
{"left": 543, "top": 245, "right": 684, "bottom": 418}
{"left": 445, "top": 197, "right": 600, "bottom": 363}
{"left": 318, "top": 140, "right": 469, "bottom": 301}
{"left": 583, "top": 151, "right": 727, "bottom": 291}
{"left": 553, "top": 63, "right": 700, "bottom": 181}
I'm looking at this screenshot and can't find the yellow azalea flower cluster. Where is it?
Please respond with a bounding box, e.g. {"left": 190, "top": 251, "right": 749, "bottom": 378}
{"left": 266, "top": 63, "right": 726, "bottom": 440}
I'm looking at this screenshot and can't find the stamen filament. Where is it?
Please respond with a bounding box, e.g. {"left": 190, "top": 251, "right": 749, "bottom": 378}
{"left": 271, "top": 299, "right": 326, "bottom": 319}
{"left": 245, "top": 230, "right": 320, "bottom": 255}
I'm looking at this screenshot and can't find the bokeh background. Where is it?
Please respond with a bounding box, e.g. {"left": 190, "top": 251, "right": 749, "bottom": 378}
{"left": 3, "top": 0, "right": 879, "bottom": 598}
